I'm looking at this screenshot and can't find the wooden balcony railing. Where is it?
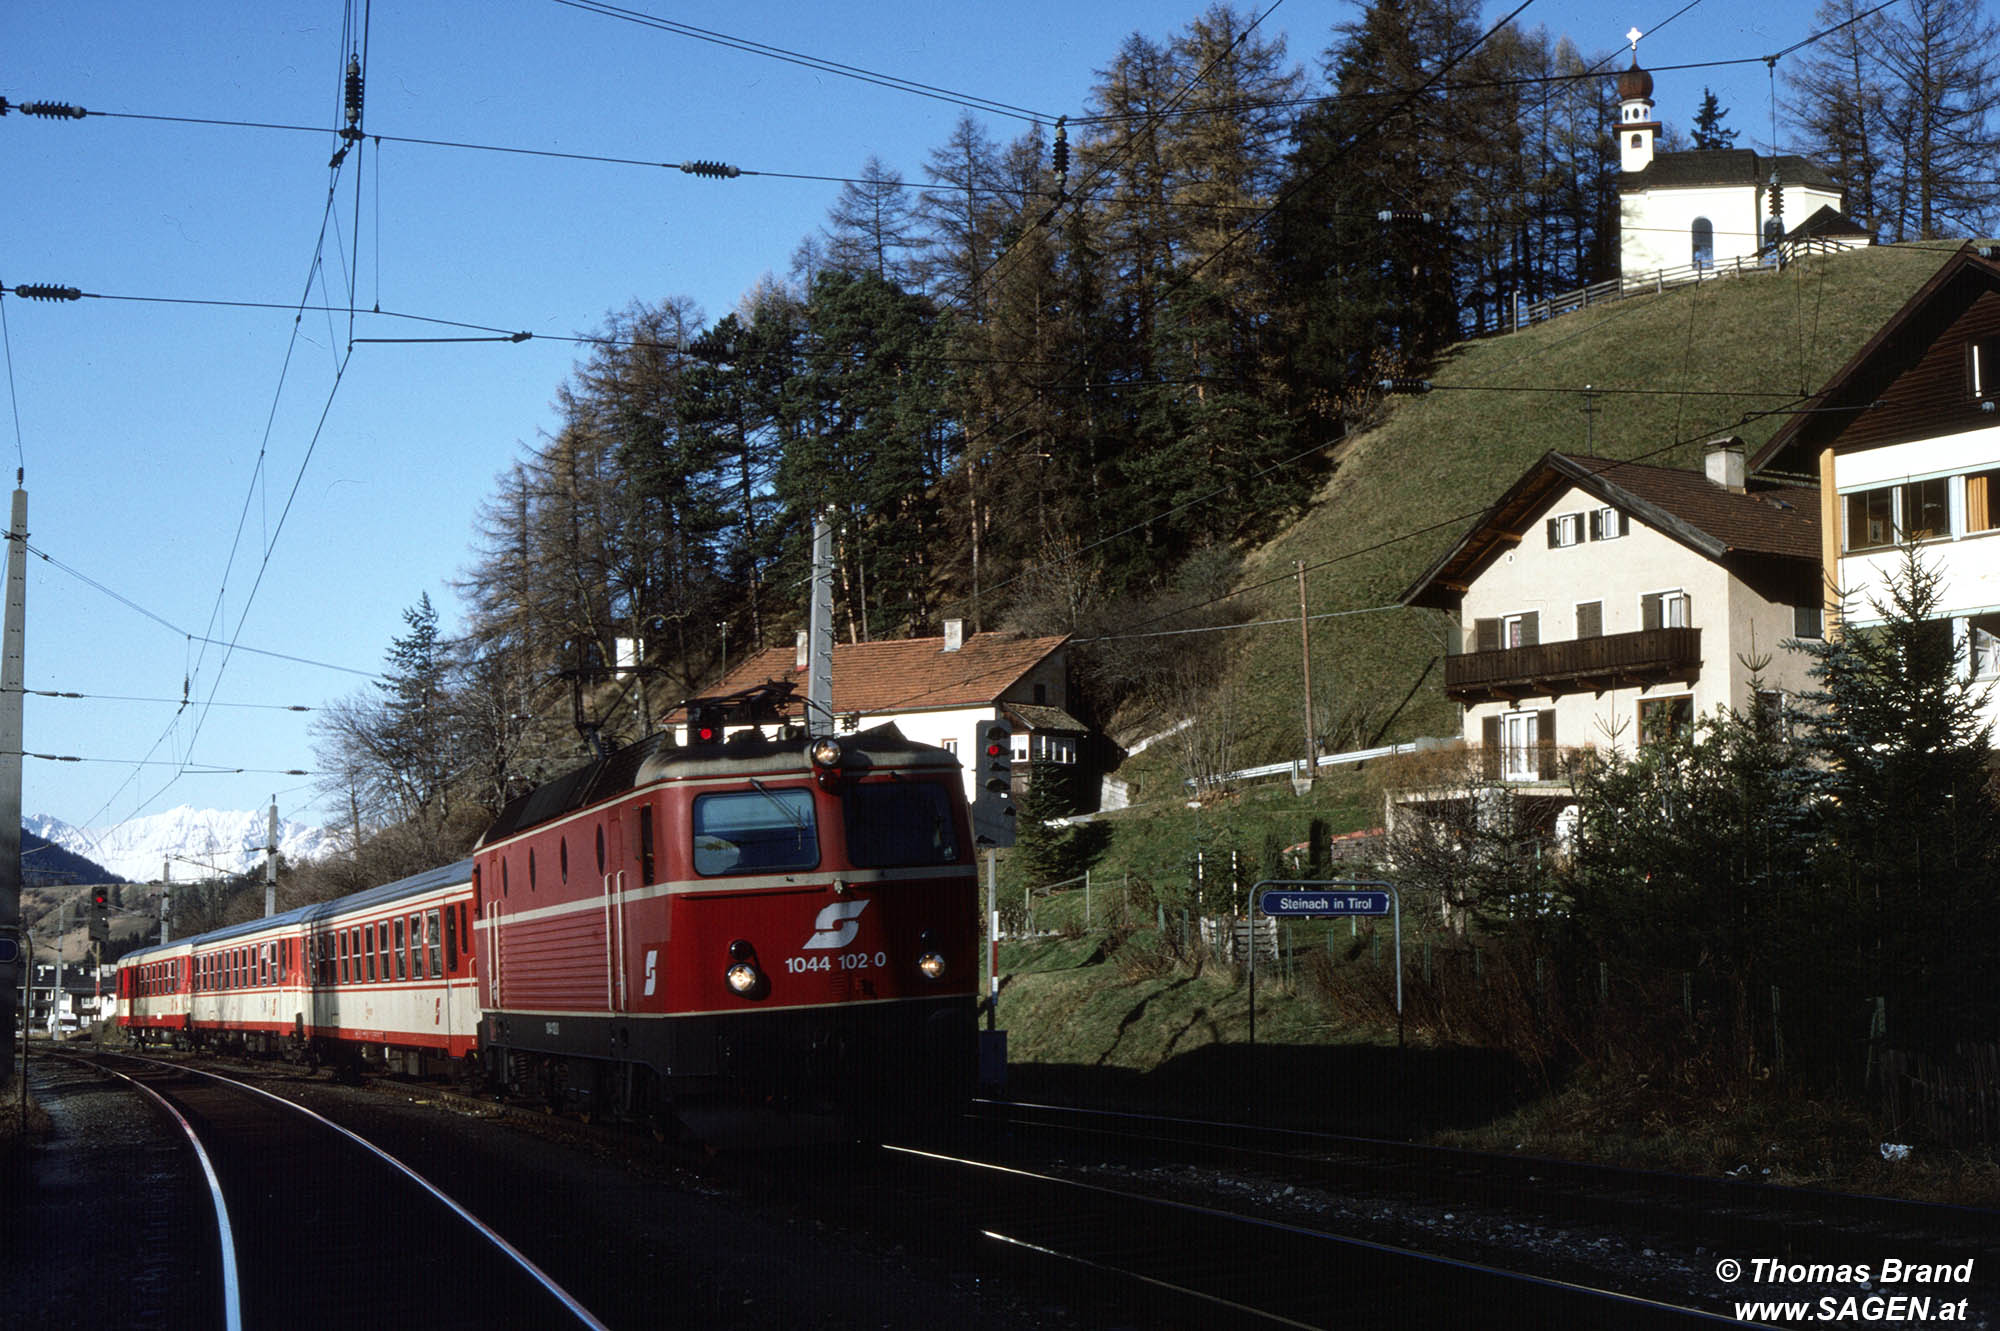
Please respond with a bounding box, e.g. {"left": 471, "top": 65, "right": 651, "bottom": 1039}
{"left": 1444, "top": 627, "right": 1702, "bottom": 703}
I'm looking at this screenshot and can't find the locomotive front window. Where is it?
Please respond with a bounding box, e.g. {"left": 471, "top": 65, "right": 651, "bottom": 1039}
{"left": 843, "top": 781, "right": 961, "bottom": 867}
{"left": 691, "top": 786, "right": 819, "bottom": 875}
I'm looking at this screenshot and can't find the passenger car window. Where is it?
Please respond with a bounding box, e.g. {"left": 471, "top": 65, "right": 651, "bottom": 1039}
{"left": 691, "top": 786, "right": 818, "bottom": 875}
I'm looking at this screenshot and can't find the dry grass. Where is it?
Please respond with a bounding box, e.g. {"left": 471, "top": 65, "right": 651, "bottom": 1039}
{"left": 1218, "top": 243, "right": 1963, "bottom": 767}
{"left": 0, "top": 1084, "right": 52, "bottom": 1144}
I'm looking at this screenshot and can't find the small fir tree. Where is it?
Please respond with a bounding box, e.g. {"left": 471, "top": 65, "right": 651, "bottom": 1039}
{"left": 1690, "top": 87, "right": 1739, "bottom": 150}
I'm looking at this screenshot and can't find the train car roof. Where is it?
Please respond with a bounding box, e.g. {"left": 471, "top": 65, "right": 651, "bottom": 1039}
{"left": 115, "top": 859, "right": 473, "bottom": 963}
{"left": 477, "top": 723, "right": 959, "bottom": 848}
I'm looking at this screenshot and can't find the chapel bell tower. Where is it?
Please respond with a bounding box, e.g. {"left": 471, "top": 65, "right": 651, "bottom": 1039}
{"left": 1615, "top": 27, "right": 1659, "bottom": 174}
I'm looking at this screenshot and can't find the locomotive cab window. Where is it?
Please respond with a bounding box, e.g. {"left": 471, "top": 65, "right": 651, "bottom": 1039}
{"left": 691, "top": 785, "right": 819, "bottom": 875}
{"left": 844, "top": 781, "right": 962, "bottom": 867}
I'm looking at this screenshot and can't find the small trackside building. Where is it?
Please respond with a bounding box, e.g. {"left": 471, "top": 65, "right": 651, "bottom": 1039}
{"left": 1400, "top": 446, "right": 1825, "bottom": 784}
{"left": 671, "top": 622, "right": 1086, "bottom": 807}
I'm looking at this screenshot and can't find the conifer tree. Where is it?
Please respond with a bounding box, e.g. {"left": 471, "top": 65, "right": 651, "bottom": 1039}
{"left": 1690, "top": 87, "right": 1738, "bottom": 150}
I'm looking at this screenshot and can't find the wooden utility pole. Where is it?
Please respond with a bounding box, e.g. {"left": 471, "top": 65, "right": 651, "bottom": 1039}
{"left": 1296, "top": 560, "right": 1316, "bottom": 793}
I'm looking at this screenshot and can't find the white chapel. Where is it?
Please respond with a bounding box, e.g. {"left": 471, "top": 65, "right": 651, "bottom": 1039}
{"left": 1615, "top": 31, "right": 1862, "bottom": 280}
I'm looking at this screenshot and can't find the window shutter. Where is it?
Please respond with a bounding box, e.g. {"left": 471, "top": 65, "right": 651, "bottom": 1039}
{"left": 1519, "top": 611, "right": 1540, "bottom": 646}
{"left": 1546, "top": 517, "right": 1559, "bottom": 547}
{"left": 1537, "top": 710, "right": 1557, "bottom": 780}
{"left": 1642, "top": 592, "right": 1661, "bottom": 631}
{"left": 1588, "top": 509, "right": 1601, "bottom": 541}
{"left": 1619, "top": 511, "right": 1631, "bottom": 538}
{"left": 1475, "top": 618, "right": 1500, "bottom": 652}
{"left": 1576, "top": 601, "right": 1602, "bottom": 639}
{"left": 1481, "top": 715, "right": 1501, "bottom": 779}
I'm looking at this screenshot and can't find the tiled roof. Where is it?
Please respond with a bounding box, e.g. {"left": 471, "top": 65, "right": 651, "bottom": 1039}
{"left": 1004, "top": 701, "right": 1088, "bottom": 734}
{"left": 1621, "top": 150, "right": 1836, "bottom": 193}
{"left": 1402, "top": 451, "right": 1820, "bottom": 609}
{"left": 682, "top": 631, "right": 1068, "bottom": 718}
{"left": 1562, "top": 454, "right": 1821, "bottom": 561}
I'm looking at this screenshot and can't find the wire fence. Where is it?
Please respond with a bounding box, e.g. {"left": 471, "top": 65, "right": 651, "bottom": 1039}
{"left": 1009, "top": 872, "right": 1996, "bottom": 1145}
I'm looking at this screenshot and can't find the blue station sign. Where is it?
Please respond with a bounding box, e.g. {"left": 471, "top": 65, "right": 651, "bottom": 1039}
{"left": 1259, "top": 889, "right": 1390, "bottom": 917}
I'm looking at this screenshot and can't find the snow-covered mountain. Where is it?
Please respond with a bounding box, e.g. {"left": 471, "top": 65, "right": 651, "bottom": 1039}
{"left": 25, "top": 807, "right": 333, "bottom": 884}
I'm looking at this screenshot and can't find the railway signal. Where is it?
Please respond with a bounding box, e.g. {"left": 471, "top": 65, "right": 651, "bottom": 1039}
{"left": 88, "top": 886, "right": 109, "bottom": 943}
{"left": 970, "top": 721, "right": 1015, "bottom": 849}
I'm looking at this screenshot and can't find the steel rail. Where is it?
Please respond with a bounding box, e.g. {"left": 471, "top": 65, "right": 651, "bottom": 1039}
{"left": 113, "top": 1053, "right": 612, "bottom": 1331}
{"left": 83, "top": 1057, "right": 244, "bottom": 1331}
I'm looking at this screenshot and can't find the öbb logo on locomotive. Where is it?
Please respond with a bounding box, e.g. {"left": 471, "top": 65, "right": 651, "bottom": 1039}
{"left": 802, "top": 899, "right": 871, "bottom": 950}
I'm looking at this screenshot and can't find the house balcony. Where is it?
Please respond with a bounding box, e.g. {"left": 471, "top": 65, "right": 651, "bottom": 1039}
{"left": 1444, "top": 627, "right": 1702, "bottom": 704}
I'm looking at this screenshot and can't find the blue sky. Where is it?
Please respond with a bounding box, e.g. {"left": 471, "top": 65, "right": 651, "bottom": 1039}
{"left": 5, "top": 0, "right": 1833, "bottom": 843}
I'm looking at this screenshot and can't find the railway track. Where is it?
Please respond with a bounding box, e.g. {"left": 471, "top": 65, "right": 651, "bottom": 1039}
{"left": 967, "top": 1099, "right": 1998, "bottom": 1263}
{"left": 814, "top": 1137, "right": 1747, "bottom": 1328}
{"left": 928, "top": 1099, "right": 1996, "bottom": 1324}
{"left": 61, "top": 1051, "right": 610, "bottom": 1331}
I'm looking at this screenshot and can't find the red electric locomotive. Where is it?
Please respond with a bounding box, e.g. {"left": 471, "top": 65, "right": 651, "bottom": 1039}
{"left": 473, "top": 722, "right": 980, "bottom": 1135}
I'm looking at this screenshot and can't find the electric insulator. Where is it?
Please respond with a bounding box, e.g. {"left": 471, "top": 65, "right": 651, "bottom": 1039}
{"left": 12, "top": 284, "right": 82, "bottom": 302}
{"left": 1052, "top": 116, "right": 1069, "bottom": 178}
{"left": 1376, "top": 378, "right": 1432, "bottom": 395}
{"left": 679, "top": 160, "right": 742, "bottom": 179}
{"left": 1377, "top": 209, "right": 1434, "bottom": 224}
{"left": 19, "top": 101, "right": 88, "bottom": 120}
{"left": 344, "top": 55, "right": 364, "bottom": 129}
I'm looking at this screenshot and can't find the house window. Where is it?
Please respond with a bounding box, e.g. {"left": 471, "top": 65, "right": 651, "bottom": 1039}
{"left": 1792, "top": 604, "right": 1825, "bottom": 640}
{"left": 1969, "top": 613, "right": 2000, "bottom": 679}
{"left": 1033, "top": 682, "right": 1048, "bottom": 704}
{"left": 1845, "top": 486, "right": 1894, "bottom": 550}
{"left": 1576, "top": 601, "right": 1603, "bottom": 639}
{"left": 1969, "top": 339, "right": 2000, "bottom": 397}
{"left": 1031, "top": 734, "right": 1078, "bottom": 764}
{"left": 1638, "top": 694, "right": 1694, "bottom": 743}
{"left": 1546, "top": 513, "right": 1585, "bottom": 548}
{"left": 1845, "top": 479, "right": 1951, "bottom": 549}
{"left": 1588, "top": 507, "right": 1627, "bottom": 541}
{"left": 1901, "top": 477, "right": 1950, "bottom": 539}
{"left": 1692, "top": 217, "right": 1714, "bottom": 269}
{"left": 1483, "top": 709, "right": 1556, "bottom": 782}
{"left": 941, "top": 737, "right": 958, "bottom": 754}
{"left": 1641, "top": 590, "right": 1691, "bottom": 629}
{"left": 1968, "top": 470, "right": 2000, "bottom": 532}
{"left": 1474, "top": 611, "right": 1541, "bottom": 651}
{"left": 1753, "top": 689, "right": 1788, "bottom": 739}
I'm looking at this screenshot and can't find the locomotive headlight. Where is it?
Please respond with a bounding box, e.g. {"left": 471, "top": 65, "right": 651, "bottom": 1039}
{"left": 917, "top": 951, "right": 947, "bottom": 981}
{"left": 808, "top": 736, "right": 844, "bottom": 790}
{"left": 725, "top": 962, "right": 762, "bottom": 996}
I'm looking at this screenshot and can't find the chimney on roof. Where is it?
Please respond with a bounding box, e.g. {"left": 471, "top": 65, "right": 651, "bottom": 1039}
{"left": 943, "top": 618, "right": 965, "bottom": 652}
{"left": 795, "top": 629, "right": 809, "bottom": 671}
{"left": 1704, "top": 436, "right": 1746, "bottom": 493}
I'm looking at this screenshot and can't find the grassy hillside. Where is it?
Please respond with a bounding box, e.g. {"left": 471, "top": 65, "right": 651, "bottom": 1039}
{"left": 1187, "top": 242, "right": 1967, "bottom": 776}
